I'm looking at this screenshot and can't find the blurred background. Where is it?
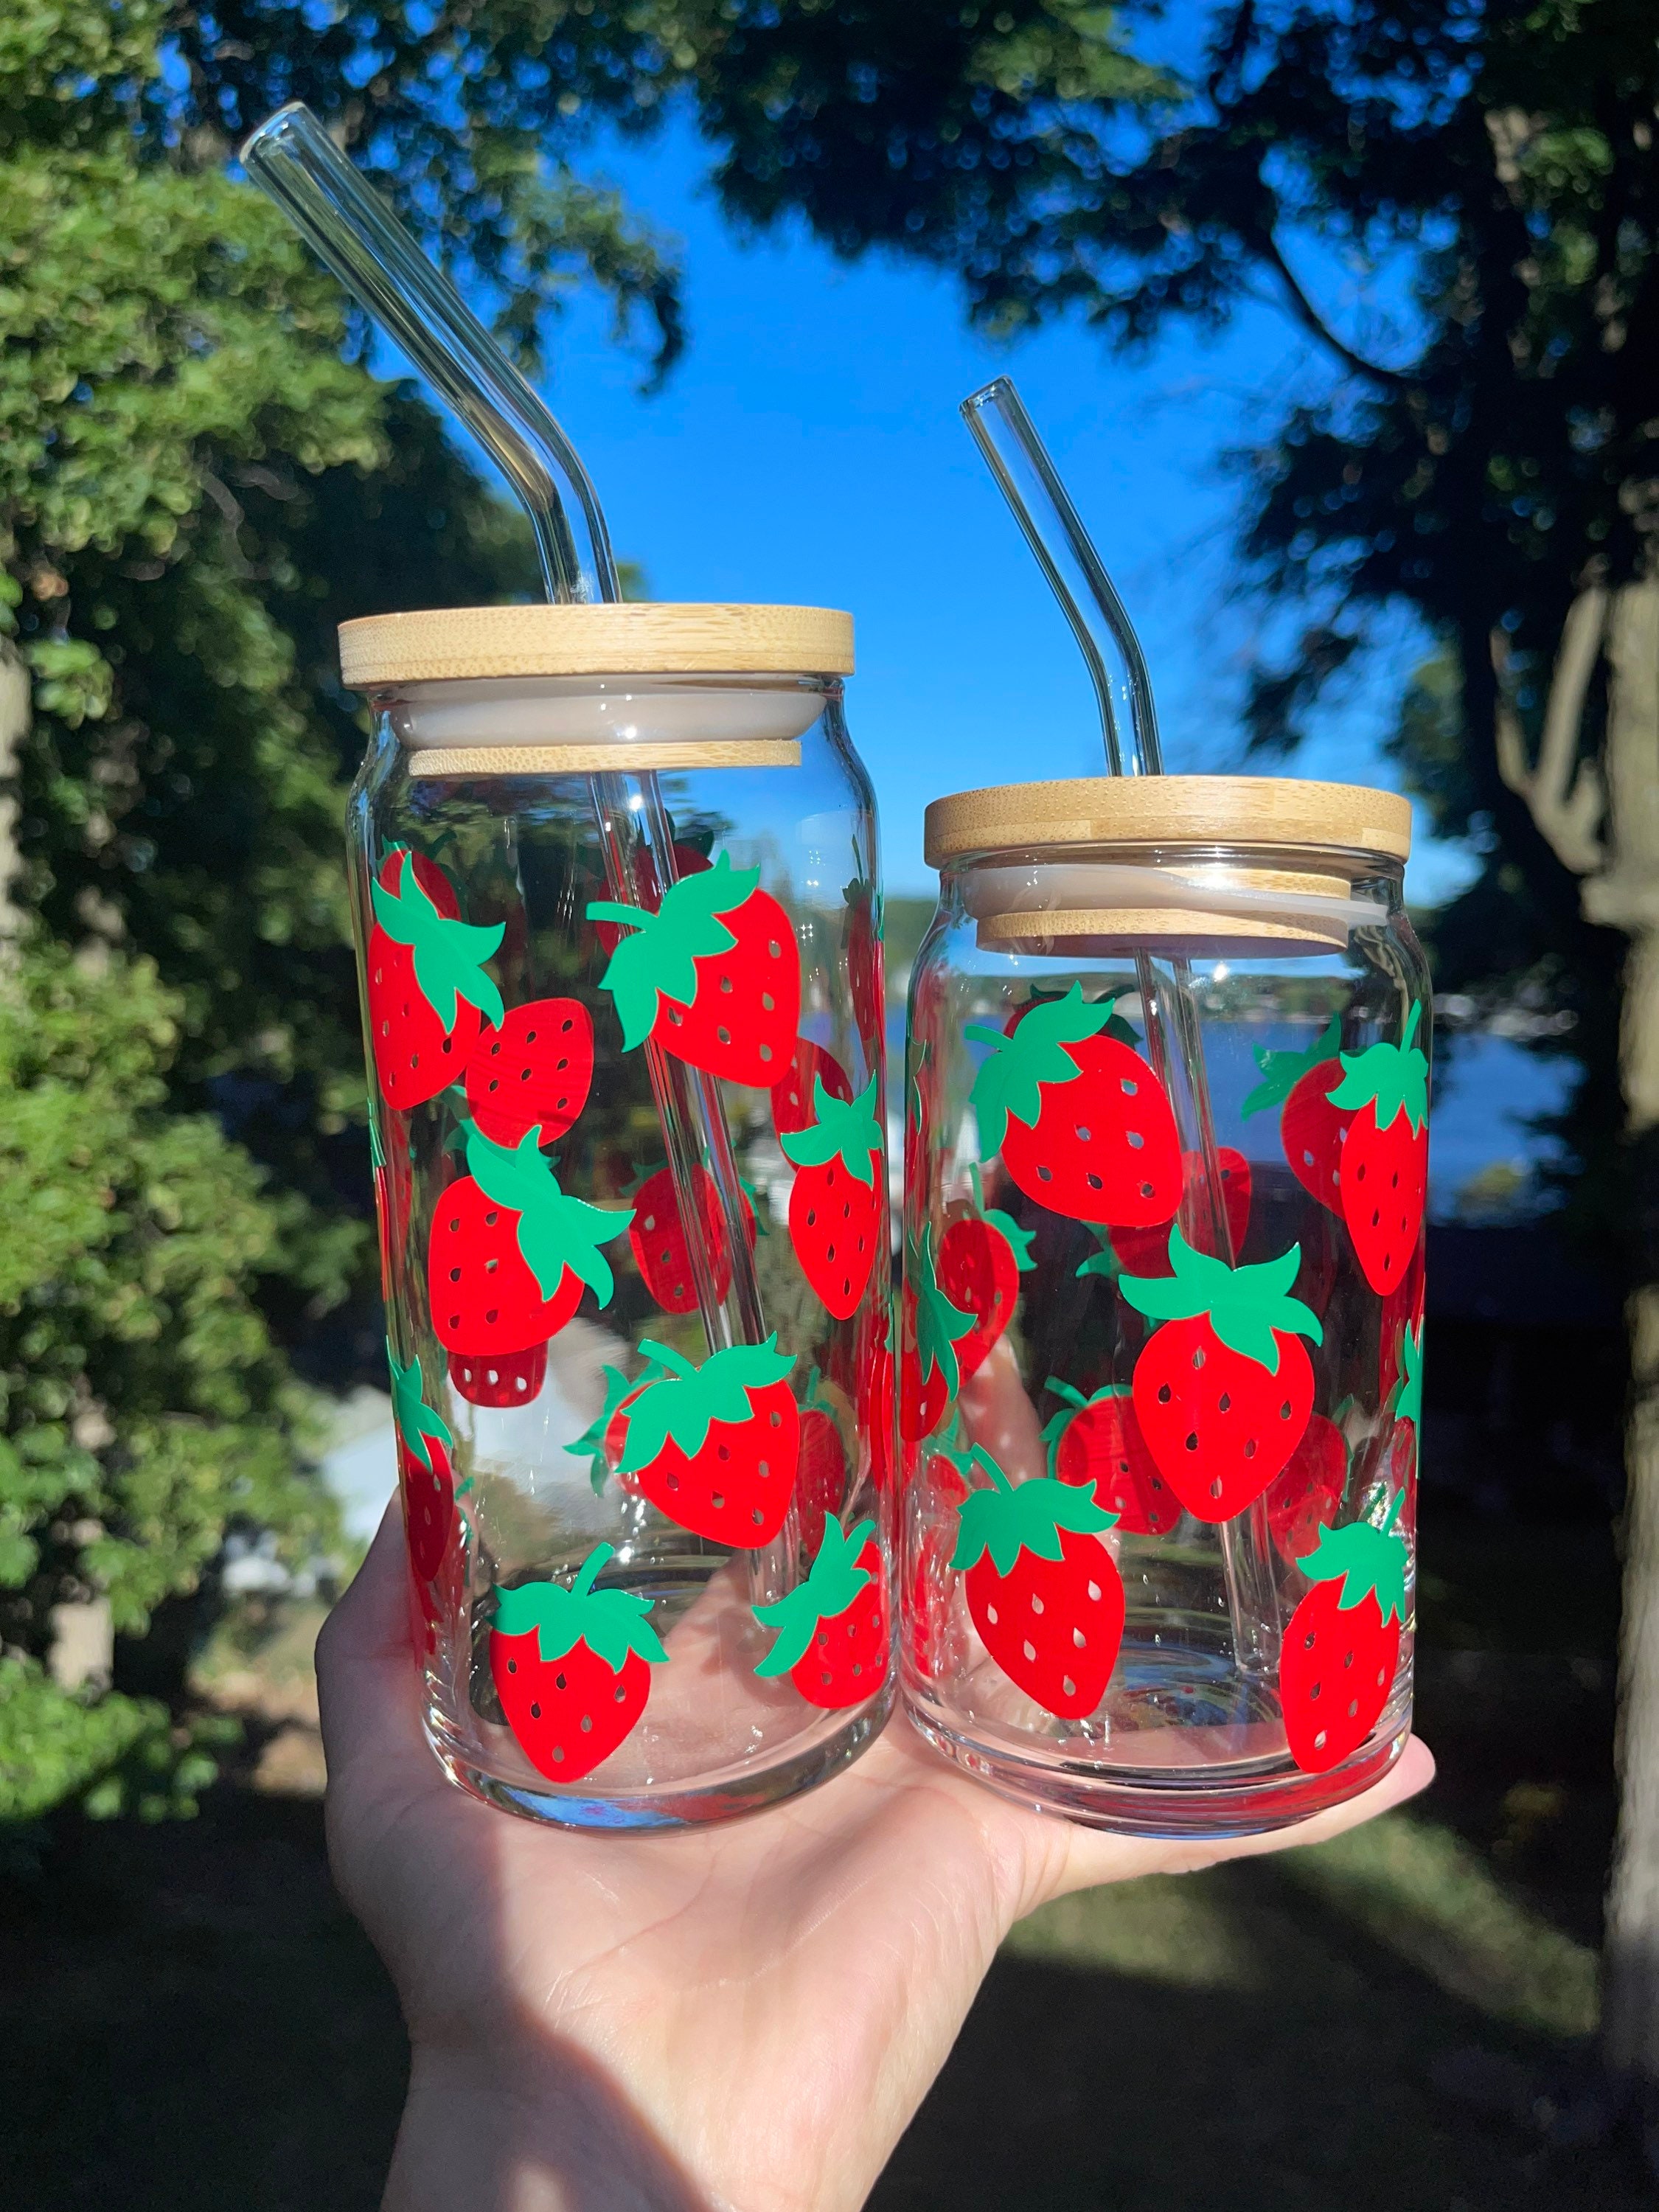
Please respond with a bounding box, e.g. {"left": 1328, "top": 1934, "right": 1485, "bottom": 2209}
{"left": 1, "top": 1, "right": 1655, "bottom": 2203}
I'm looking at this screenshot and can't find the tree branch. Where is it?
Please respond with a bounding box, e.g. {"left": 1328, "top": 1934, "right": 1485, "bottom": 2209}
{"left": 1257, "top": 228, "right": 1413, "bottom": 390}
{"left": 1491, "top": 596, "right": 1608, "bottom": 879}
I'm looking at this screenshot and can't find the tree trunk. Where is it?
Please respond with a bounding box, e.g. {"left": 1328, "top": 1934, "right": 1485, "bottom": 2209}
{"left": 1590, "top": 577, "right": 1659, "bottom": 2146}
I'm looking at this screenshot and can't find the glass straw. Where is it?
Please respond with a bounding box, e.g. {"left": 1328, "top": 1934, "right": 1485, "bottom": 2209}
{"left": 961, "top": 376, "right": 1281, "bottom": 1678}
{"left": 242, "top": 107, "right": 787, "bottom": 1587}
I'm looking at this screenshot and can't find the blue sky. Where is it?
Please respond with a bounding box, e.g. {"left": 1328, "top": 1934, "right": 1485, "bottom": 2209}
{"left": 441, "top": 116, "right": 1469, "bottom": 904}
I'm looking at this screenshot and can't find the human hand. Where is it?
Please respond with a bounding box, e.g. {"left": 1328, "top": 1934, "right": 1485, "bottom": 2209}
{"left": 318, "top": 1506, "right": 1431, "bottom": 2212}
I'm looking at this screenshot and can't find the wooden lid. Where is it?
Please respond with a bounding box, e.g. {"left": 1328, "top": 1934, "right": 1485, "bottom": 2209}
{"left": 338, "top": 602, "right": 855, "bottom": 686}
{"left": 924, "top": 775, "right": 1412, "bottom": 866}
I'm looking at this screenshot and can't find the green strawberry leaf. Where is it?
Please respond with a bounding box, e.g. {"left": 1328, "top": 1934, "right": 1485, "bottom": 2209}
{"left": 964, "top": 1164, "right": 1035, "bottom": 1271}
{"left": 586, "top": 851, "right": 760, "bottom": 1049}
{"left": 753, "top": 1514, "right": 877, "bottom": 1677}
{"left": 493, "top": 1543, "right": 667, "bottom": 1671}
{"left": 1119, "top": 1226, "right": 1323, "bottom": 1372}
{"left": 779, "top": 1073, "right": 884, "bottom": 1186}
{"left": 617, "top": 1334, "right": 796, "bottom": 1474}
{"left": 1391, "top": 1321, "right": 1424, "bottom": 1434}
{"left": 965, "top": 984, "right": 1125, "bottom": 1154}
{"left": 914, "top": 1224, "right": 974, "bottom": 1402}
{"left": 368, "top": 1105, "right": 386, "bottom": 1172}
{"left": 563, "top": 1361, "right": 663, "bottom": 1495}
{"left": 1075, "top": 1225, "right": 1122, "bottom": 1283}
{"left": 1295, "top": 1492, "right": 1408, "bottom": 1626}
{"left": 370, "top": 849, "right": 505, "bottom": 1030}
{"left": 463, "top": 1124, "right": 633, "bottom": 1306}
{"left": 387, "top": 1345, "right": 453, "bottom": 1471}
{"left": 1239, "top": 1015, "right": 1342, "bottom": 1120}
{"left": 949, "top": 1446, "right": 1117, "bottom": 1576}
{"left": 1325, "top": 1001, "right": 1429, "bottom": 1135}
{"left": 1037, "top": 1377, "right": 1127, "bottom": 1479}
{"left": 1009, "top": 985, "right": 1138, "bottom": 1046}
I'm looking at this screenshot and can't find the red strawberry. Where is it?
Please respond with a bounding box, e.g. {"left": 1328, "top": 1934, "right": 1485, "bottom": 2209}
{"left": 366, "top": 849, "right": 504, "bottom": 1109}
{"left": 858, "top": 1301, "right": 897, "bottom": 1492}
{"left": 1039, "top": 1378, "right": 1179, "bottom": 1535}
{"left": 368, "top": 1107, "right": 411, "bottom": 1296}
{"left": 617, "top": 1335, "right": 799, "bottom": 1547}
{"left": 1121, "top": 1229, "right": 1324, "bottom": 1521}
{"left": 428, "top": 1124, "right": 632, "bottom": 1357}
{"left": 1240, "top": 1015, "right": 1352, "bottom": 1214}
{"left": 967, "top": 984, "right": 1181, "bottom": 1227}
{"left": 1326, "top": 1003, "right": 1430, "bottom": 1295}
{"left": 771, "top": 1037, "right": 853, "bottom": 1138}
{"left": 490, "top": 1543, "right": 667, "bottom": 1782}
{"left": 780, "top": 1074, "right": 885, "bottom": 1318}
{"left": 389, "top": 1346, "right": 457, "bottom": 1583}
{"left": 1106, "top": 1148, "right": 1252, "bottom": 1275}
{"left": 950, "top": 1447, "right": 1124, "bottom": 1719}
{"left": 937, "top": 1165, "right": 1036, "bottom": 1381}
{"left": 1377, "top": 1318, "right": 1424, "bottom": 1503}
{"left": 900, "top": 1227, "right": 974, "bottom": 1443}
{"left": 1281, "top": 1492, "right": 1408, "bottom": 1773}
{"left": 796, "top": 1367, "right": 847, "bottom": 1554}
{"left": 754, "top": 1514, "right": 888, "bottom": 1708}
{"left": 464, "top": 998, "right": 594, "bottom": 1148}
{"left": 843, "top": 870, "right": 885, "bottom": 1052}
{"left": 627, "top": 1163, "right": 757, "bottom": 1315}
{"left": 448, "top": 1343, "right": 549, "bottom": 1408}
{"left": 1265, "top": 1411, "right": 1349, "bottom": 1566}
{"left": 1377, "top": 1242, "right": 1426, "bottom": 1407}
{"left": 588, "top": 852, "right": 801, "bottom": 1085}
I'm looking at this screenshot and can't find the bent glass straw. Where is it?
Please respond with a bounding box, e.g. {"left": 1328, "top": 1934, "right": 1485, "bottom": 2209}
{"left": 961, "top": 375, "right": 1281, "bottom": 1675}
{"left": 240, "top": 105, "right": 767, "bottom": 1379}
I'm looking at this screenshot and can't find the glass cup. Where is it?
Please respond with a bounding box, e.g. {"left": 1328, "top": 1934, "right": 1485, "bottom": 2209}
{"left": 900, "top": 775, "right": 1427, "bottom": 1833}
{"left": 344, "top": 602, "right": 894, "bottom": 1829}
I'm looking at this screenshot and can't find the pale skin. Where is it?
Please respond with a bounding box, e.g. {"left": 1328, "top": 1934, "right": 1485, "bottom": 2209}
{"left": 320, "top": 1502, "right": 1433, "bottom": 2212}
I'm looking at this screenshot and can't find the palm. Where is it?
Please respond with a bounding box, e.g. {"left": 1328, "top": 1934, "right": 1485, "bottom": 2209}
{"left": 321, "top": 1510, "right": 1430, "bottom": 2212}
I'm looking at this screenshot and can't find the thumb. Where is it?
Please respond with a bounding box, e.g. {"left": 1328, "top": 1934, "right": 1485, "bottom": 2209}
{"left": 315, "top": 1494, "right": 426, "bottom": 1783}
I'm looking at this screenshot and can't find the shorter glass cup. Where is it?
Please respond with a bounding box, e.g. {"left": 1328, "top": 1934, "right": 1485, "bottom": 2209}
{"left": 901, "top": 775, "right": 1426, "bottom": 1833}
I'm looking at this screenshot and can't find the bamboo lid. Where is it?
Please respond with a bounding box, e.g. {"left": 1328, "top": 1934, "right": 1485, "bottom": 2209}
{"left": 925, "top": 775, "right": 1411, "bottom": 866}
{"left": 338, "top": 602, "right": 855, "bottom": 687}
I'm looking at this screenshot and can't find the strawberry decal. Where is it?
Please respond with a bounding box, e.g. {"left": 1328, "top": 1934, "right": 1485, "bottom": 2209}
{"left": 1325, "top": 1003, "right": 1430, "bottom": 1295}
{"left": 448, "top": 1343, "right": 547, "bottom": 1408}
{"left": 563, "top": 1359, "right": 665, "bottom": 1495}
{"left": 1105, "top": 1148, "right": 1253, "bottom": 1276}
{"left": 428, "top": 1124, "right": 632, "bottom": 1358}
{"left": 1281, "top": 1492, "right": 1408, "bottom": 1773}
{"left": 1379, "top": 1318, "right": 1424, "bottom": 1499}
{"left": 1240, "top": 1015, "right": 1352, "bottom": 1214}
{"left": 1120, "top": 1229, "right": 1324, "bottom": 1521}
{"left": 491, "top": 1543, "right": 667, "bottom": 1783}
{"left": 780, "top": 1074, "right": 885, "bottom": 1318}
{"left": 1265, "top": 1411, "right": 1349, "bottom": 1566}
{"left": 1039, "top": 1378, "right": 1179, "bottom": 1535}
{"left": 967, "top": 984, "right": 1181, "bottom": 1227}
{"left": 771, "top": 1036, "right": 853, "bottom": 1139}
{"left": 950, "top": 1447, "right": 1124, "bottom": 1719}
{"left": 389, "top": 1347, "right": 457, "bottom": 1583}
{"left": 367, "top": 849, "right": 504, "bottom": 1108}
{"left": 616, "top": 1335, "right": 799, "bottom": 1547}
{"left": 900, "top": 1226, "right": 973, "bottom": 1443}
{"left": 464, "top": 998, "right": 594, "bottom": 1148}
{"left": 859, "top": 1301, "right": 897, "bottom": 1492}
{"left": 627, "top": 1163, "right": 758, "bottom": 1315}
{"left": 795, "top": 1366, "right": 847, "bottom": 1553}
{"left": 937, "top": 1165, "right": 1035, "bottom": 1382}
{"left": 587, "top": 851, "right": 801, "bottom": 1085}
{"left": 754, "top": 1514, "right": 888, "bottom": 1709}
{"left": 369, "top": 1107, "right": 412, "bottom": 1295}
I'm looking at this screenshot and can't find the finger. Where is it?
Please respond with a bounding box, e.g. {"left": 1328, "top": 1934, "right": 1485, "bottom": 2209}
{"left": 1039, "top": 1732, "right": 1436, "bottom": 1905}
{"left": 315, "top": 1495, "right": 428, "bottom": 1782}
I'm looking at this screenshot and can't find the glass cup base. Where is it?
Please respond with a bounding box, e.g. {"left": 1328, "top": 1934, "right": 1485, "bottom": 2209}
{"left": 427, "top": 1680, "right": 895, "bottom": 1834}
{"left": 905, "top": 1689, "right": 1408, "bottom": 1837}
